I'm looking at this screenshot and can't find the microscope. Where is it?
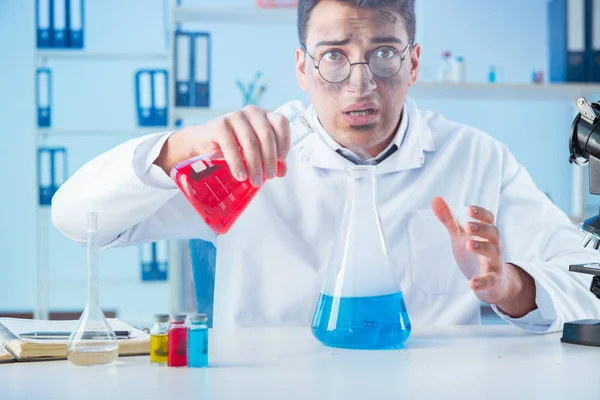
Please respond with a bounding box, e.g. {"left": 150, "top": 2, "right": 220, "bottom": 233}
{"left": 562, "top": 97, "right": 600, "bottom": 346}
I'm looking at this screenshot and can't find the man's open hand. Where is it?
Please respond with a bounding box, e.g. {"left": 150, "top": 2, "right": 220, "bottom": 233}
{"left": 431, "top": 196, "right": 536, "bottom": 317}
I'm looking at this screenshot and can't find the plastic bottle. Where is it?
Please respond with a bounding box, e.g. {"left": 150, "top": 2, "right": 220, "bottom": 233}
{"left": 437, "top": 51, "right": 452, "bottom": 82}
{"left": 452, "top": 56, "right": 465, "bottom": 82}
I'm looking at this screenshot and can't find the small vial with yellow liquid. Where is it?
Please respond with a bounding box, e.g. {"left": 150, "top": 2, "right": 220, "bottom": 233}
{"left": 150, "top": 314, "right": 169, "bottom": 365}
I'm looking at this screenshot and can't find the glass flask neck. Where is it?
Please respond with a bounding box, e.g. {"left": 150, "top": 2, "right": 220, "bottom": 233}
{"left": 346, "top": 165, "right": 378, "bottom": 210}
{"left": 344, "top": 165, "right": 381, "bottom": 242}
{"left": 318, "top": 163, "right": 398, "bottom": 297}
{"left": 66, "top": 212, "right": 118, "bottom": 367}
{"left": 85, "top": 215, "right": 100, "bottom": 311}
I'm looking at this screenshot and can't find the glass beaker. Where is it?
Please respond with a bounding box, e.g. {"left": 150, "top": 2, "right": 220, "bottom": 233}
{"left": 311, "top": 165, "right": 411, "bottom": 349}
{"left": 67, "top": 212, "right": 119, "bottom": 366}
{"left": 170, "top": 109, "right": 313, "bottom": 234}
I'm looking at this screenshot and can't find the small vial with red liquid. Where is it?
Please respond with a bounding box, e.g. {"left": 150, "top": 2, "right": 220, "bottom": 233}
{"left": 167, "top": 314, "right": 187, "bottom": 367}
{"left": 170, "top": 109, "right": 313, "bottom": 234}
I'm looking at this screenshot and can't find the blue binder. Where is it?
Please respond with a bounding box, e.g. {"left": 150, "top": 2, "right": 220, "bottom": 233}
{"left": 36, "top": 68, "right": 52, "bottom": 128}
{"left": 52, "top": 0, "right": 67, "bottom": 48}
{"left": 588, "top": 0, "right": 600, "bottom": 82}
{"left": 548, "top": 0, "right": 588, "bottom": 82}
{"left": 140, "top": 242, "right": 168, "bottom": 281}
{"left": 66, "top": 0, "right": 84, "bottom": 48}
{"left": 175, "top": 31, "right": 192, "bottom": 107}
{"left": 192, "top": 32, "right": 211, "bottom": 107}
{"left": 135, "top": 69, "right": 168, "bottom": 127}
{"left": 38, "top": 147, "right": 67, "bottom": 206}
{"left": 36, "top": 0, "right": 52, "bottom": 48}
{"left": 175, "top": 31, "right": 211, "bottom": 107}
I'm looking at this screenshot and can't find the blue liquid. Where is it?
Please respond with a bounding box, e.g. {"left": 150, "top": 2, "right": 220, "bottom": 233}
{"left": 311, "top": 292, "right": 411, "bottom": 349}
{"left": 187, "top": 328, "right": 208, "bottom": 368}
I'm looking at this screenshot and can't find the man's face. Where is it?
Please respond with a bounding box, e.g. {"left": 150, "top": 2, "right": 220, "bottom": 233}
{"left": 296, "top": 1, "right": 420, "bottom": 157}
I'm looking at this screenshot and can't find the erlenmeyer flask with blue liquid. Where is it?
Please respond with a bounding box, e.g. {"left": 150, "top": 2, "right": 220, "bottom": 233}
{"left": 311, "top": 165, "right": 411, "bottom": 349}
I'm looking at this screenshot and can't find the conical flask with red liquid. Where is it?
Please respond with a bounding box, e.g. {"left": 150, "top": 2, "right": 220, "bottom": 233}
{"left": 311, "top": 165, "right": 411, "bottom": 349}
{"left": 170, "top": 109, "right": 313, "bottom": 234}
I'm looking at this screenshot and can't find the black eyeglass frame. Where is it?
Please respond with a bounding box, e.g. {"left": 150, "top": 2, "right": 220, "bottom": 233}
{"left": 300, "top": 41, "right": 414, "bottom": 83}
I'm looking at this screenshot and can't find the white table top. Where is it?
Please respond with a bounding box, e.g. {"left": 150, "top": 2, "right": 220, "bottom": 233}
{"left": 1, "top": 325, "right": 599, "bottom": 400}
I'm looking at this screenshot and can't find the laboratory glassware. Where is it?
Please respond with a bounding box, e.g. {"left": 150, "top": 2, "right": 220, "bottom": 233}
{"left": 170, "top": 109, "right": 313, "bottom": 234}
{"left": 150, "top": 313, "right": 169, "bottom": 365}
{"left": 188, "top": 313, "right": 208, "bottom": 368}
{"left": 168, "top": 314, "right": 187, "bottom": 367}
{"left": 311, "top": 165, "right": 411, "bottom": 349}
{"left": 67, "top": 212, "right": 119, "bottom": 366}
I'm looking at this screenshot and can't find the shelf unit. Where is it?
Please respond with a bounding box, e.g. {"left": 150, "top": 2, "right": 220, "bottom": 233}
{"left": 171, "top": 6, "right": 297, "bottom": 24}
{"left": 35, "top": 50, "right": 169, "bottom": 62}
{"left": 408, "top": 82, "right": 600, "bottom": 102}
{"left": 36, "top": 127, "right": 170, "bottom": 138}
{"left": 32, "top": 37, "right": 174, "bottom": 320}
{"left": 169, "top": 82, "right": 600, "bottom": 115}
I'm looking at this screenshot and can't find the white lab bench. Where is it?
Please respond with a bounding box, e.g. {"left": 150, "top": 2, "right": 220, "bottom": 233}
{"left": 1, "top": 325, "right": 598, "bottom": 399}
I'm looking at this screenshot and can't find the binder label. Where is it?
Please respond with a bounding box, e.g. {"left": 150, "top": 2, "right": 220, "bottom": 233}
{"left": 568, "top": 0, "right": 585, "bottom": 51}
{"left": 36, "top": 0, "right": 52, "bottom": 48}
{"left": 594, "top": 0, "right": 600, "bottom": 49}
{"left": 38, "top": 0, "right": 50, "bottom": 30}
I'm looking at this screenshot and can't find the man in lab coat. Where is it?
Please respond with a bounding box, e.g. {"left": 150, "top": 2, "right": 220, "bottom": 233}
{"left": 52, "top": 0, "right": 600, "bottom": 332}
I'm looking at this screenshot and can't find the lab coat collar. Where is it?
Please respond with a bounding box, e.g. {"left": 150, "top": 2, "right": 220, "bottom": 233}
{"left": 313, "top": 106, "right": 408, "bottom": 164}
{"left": 299, "top": 96, "right": 436, "bottom": 173}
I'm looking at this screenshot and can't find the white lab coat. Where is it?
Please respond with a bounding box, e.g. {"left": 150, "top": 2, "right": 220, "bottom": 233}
{"left": 51, "top": 97, "right": 600, "bottom": 332}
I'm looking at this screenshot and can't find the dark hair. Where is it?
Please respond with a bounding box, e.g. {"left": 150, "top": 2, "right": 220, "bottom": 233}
{"left": 297, "top": 0, "right": 416, "bottom": 46}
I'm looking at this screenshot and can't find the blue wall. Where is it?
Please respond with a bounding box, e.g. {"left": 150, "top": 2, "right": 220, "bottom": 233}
{"left": 0, "top": 0, "right": 597, "bottom": 325}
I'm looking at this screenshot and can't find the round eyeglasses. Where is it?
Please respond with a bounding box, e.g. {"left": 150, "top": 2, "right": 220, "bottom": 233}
{"left": 301, "top": 41, "right": 413, "bottom": 83}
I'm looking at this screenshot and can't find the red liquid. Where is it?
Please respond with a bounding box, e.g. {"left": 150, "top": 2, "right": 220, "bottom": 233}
{"left": 168, "top": 325, "right": 187, "bottom": 367}
{"left": 171, "top": 155, "right": 283, "bottom": 235}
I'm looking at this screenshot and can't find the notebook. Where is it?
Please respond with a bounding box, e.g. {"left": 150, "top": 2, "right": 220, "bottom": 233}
{"left": 0, "top": 317, "right": 150, "bottom": 362}
{"left": 0, "top": 343, "right": 15, "bottom": 363}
